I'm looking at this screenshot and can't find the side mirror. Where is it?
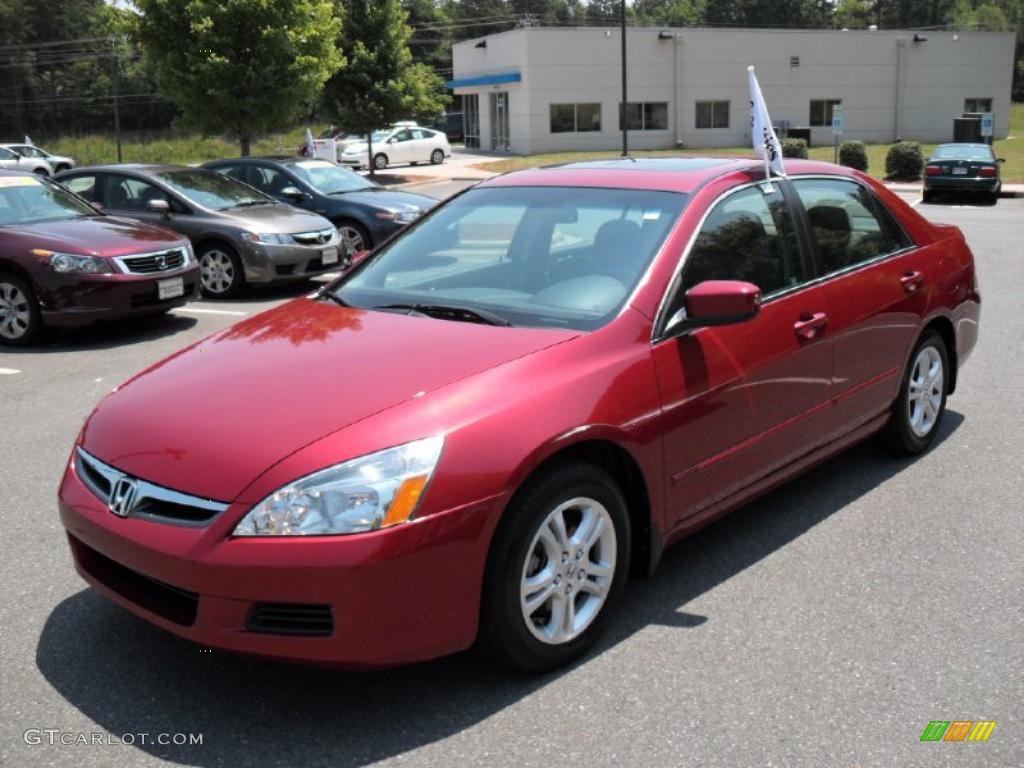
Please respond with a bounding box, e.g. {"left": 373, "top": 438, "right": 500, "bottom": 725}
{"left": 665, "top": 280, "right": 761, "bottom": 335}
{"left": 279, "top": 186, "right": 306, "bottom": 200}
{"left": 146, "top": 199, "right": 171, "bottom": 216}
{"left": 387, "top": 137, "right": 397, "bottom": 144}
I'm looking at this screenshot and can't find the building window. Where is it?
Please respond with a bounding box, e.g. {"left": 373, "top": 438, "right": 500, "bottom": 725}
{"left": 964, "top": 98, "right": 992, "bottom": 113}
{"left": 695, "top": 100, "right": 729, "bottom": 130}
{"left": 550, "top": 103, "right": 601, "bottom": 133}
{"left": 790, "top": 56, "right": 800, "bottom": 68}
{"left": 619, "top": 102, "right": 669, "bottom": 131}
{"left": 810, "top": 99, "right": 842, "bottom": 127}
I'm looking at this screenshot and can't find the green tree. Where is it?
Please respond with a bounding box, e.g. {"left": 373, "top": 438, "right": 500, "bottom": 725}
{"left": 323, "top": 0, "right": 449, "bottom": 175}
{"left": 135, "top": 0, "right": 342, "bottom": 155}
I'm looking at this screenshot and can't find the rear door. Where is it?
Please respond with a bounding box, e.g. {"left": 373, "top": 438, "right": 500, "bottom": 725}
{"left": 652, "top": 181, "right": 834, "bottom": 527}
{"left": 790, "top": 176, "right": 925, "bottom": 439}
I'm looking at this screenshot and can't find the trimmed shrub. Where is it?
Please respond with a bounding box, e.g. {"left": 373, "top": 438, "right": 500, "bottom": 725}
{"left": 838, "top": 140, "right": 869, "bottom": 172}
{"left": 781, "top": 137, "right": 808, "bottom": 159}
{"left": 885, "top": 141, "right": 924, "bottom": 180}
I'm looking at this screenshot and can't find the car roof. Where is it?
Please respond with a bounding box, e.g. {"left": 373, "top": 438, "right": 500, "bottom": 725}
{"left": 206, "top": 156, "right": 307, "bottom": 165}
{"left": 62, "top": 163, "right": 191, "bottom": 175}
{"left": 479, "top": 157, "right": 850, "bottom": 194}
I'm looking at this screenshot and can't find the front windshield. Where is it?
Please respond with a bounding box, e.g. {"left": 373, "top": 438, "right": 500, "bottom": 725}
{"left": 335, "top": 186, "right": 688, "bottom": 331}
{"left": 158, "top": 169, "right": 270, "bottom": 210}
{"left": 370, "top": 131, "right": 392, "bottom": 144}
{"left": 933, "top": 145, "right": 994, "bottom": 161}
{"left": 289, "top": 160, "right": 373, "bottom": 194}
{"left": 0, "top": 175, "right": 97, "bottom": 225}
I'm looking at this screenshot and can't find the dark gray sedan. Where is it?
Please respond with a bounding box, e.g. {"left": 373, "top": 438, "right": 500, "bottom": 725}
{"left": 923, "top": 143, "right": 1003, "bottom": 205}
{"left": 54, "top": 164, "right": 342, "bottom": 297}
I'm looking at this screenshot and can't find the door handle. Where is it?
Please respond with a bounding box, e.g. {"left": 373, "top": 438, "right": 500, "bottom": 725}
{"left": 794, "top": 311, "right": 828, "bottom": 341}
{"left": 900, "top": 270, "right": 924, "bottom": 293}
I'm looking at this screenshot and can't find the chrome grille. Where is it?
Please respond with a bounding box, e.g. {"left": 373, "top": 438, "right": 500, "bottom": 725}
{"left": 291, "top": 228, "right": 335, "bottom": 246}
{"left": 75, "top": 447, "right": 229, "bottom": 527}
{"left": 119, "top": 247, "right": 188, "bottom": 274}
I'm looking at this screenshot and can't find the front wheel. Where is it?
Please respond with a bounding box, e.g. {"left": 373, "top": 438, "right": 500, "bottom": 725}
{"left": 0, "top": 273, "right": 42, "bottom": 346}
{"left": 480, "top": 461, "right": 630, "bottom": 673}
{"left": 373, "top": 153, "right": 388, "bottom": 171}
{"left": 198, "top": 243, "right": 245, "bottom": 298}
{"left": 335, "top": 220, "right": 369, "bottom": 259}
{"left": 430, "top": 149, "right": 445, "bottom": 165}
{"left": 885, "top": 330, "right": 949, "bottom": 454}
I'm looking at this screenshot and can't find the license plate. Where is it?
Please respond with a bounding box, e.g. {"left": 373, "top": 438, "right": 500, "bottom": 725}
{"left": 158, "top": 277, "right": 184, "bottom": 300}
{"left": 321, "top": 247, "right": 339, "bottom": 265}
{"left": 952, "top": 167, "right": 968, "bottom": 175}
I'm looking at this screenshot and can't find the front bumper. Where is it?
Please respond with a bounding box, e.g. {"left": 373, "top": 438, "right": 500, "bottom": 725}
{"left": 238, "top": 236, "right": 345, "bottom": 284}
{"left": 38, "top": 265, "right": 200, "bottom": 327}
{"left": 58, "top": 454, "right": 499, "bottom": 668}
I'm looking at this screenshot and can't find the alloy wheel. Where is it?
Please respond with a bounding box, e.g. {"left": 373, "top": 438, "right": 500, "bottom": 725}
{"left": 0, "top": 281, "right": 32, "bottom": 341}
{"left": 520, "top": 496, "right": 617, "bottom": 645}
{"left": 200, "top": 249, "right": 235, "bottom": 295}
{"left": 337, "top": 226, "right": 365, "bottom": 257}
{"left": 907, "top": 345, "right": 944, "bottom": 438}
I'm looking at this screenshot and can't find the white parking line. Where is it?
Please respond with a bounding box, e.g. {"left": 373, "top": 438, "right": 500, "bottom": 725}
{"left": 0, "top": 367, "right": 21, "bottom": 375}
{"left": 911, "top": 197, "right": 924, "bottom": 208}
{"left": 173, "top": 307, "right": 248, "bottom": 317}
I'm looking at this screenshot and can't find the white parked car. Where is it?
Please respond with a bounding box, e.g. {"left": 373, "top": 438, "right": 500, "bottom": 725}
{"left": 340, "top": 127, "right": 451, "bottom": 170}
{"left": 2, "top": 143, "right": 75, "bottom": 173}
{"left": 0, "top": 145, "right": 53, "bottom": 175}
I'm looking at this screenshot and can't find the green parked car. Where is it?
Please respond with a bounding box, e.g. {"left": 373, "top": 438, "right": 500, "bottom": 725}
{"left": 923, "top": 143, "right": 1003, "bottom": 205}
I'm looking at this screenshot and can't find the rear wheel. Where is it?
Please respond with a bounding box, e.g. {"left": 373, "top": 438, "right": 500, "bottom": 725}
{"left": 430, "top": 149, "right": 445, "bottom": 165}
{"left": 885, "top": 330, "right": 949, "bottom": 454}
{"left": 921, "top": 190, "right": 935, "bottom": 204}
{"left": 0, "top": 273, "right": 42, "bottom": 346}
{"left": 33, "top": 167, "right": 49, "bottom": 176}
{"left": 198, "top": 243, "right": 245, "bottom": 298}
{"left": 373, "top": 153, "right": 388, "bottom": 171}
{"left": 480, "top": 461, "right": 630, "bottom": 673}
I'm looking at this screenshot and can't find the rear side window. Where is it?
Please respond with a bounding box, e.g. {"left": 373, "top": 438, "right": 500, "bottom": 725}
{"left": 63, "top": 174, "right": 98, "bottom": 202}
{"left": 681, "top": 185, "right": 803, "bottom": 296}
{"left": 792, "top": 178, "right": 912, "bottom": 275}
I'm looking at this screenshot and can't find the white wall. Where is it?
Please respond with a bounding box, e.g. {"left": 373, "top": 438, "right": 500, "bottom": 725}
{"left": 451, "top": 27, "right": 1016, "bottom": 154}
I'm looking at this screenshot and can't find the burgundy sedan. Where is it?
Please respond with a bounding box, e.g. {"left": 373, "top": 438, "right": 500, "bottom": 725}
{"left": 0, "top": 171, "right": 198, "bottom": 345}
{"left": 58, "top": 159, "right": 979, "bottom": 671}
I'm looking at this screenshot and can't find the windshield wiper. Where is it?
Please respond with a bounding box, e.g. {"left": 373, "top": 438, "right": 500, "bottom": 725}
{"left": 372, "top": 303, "right": 512, "bottom": 327}
{"left": 320, "top": 291, "right": 348, "bottom": 307}
{"left": 227, "top": 200, "right": 267, "bottom": 209}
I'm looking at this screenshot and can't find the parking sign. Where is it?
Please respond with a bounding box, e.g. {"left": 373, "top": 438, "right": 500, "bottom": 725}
{"left": 980, "top": 112, "right": 994, "bottom": 137}
{"left": 832, "top": 105, "right": 845, "bottom": 136}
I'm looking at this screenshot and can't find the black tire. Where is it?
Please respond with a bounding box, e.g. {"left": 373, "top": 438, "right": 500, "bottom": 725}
{"left": 479, "top": 460, "right": 631, "bottom": 673}
{"left": 430, "top": 149, "right": 445, "bottom": 165}
{"left": 54, "top": 164, "right": 71, "bottom": 174}
{"left": 373, "top": 153, "right": 388, "bottom": 171}
{"left": 921, "top": 190, "right": 935, "bottom": 204}
{"left": 334, "top": 219, "right": 371, "bottom": 259}
{"left": 409, "top": 161, "right": 419, "bottom": 166}
{"left": 985, "top": 192, "right": 999, "bottom": 206}
{"left": 197, "top": 242, "right": 245, "bottom": 298}
{"left": 0, "top": 272, "right": 43, "bottom": 346}
{"left": 885, "top": 330, "right": 949, "bottom": 455}
{"left": 33, "top": 167, "right": 49, "bottom": 176}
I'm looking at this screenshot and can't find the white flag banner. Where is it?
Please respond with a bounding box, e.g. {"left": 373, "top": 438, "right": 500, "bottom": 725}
{"left": 305, "top": 127, "right": 316, "bottom": 157}
{"left": 747, "top": 66, "right": 785, "bottom": 180}
{"left": 24, "top": 135, "right": 33, "bottom": 146}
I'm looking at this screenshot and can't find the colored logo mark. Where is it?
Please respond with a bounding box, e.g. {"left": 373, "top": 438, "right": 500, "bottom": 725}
{"left": 920, "top": 720, "right": 997, "bottom": 742}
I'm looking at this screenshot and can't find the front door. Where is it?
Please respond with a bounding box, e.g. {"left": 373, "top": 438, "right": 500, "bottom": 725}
{"left": 490, "top": 92, "right": 509, "bottom": 151}
{"left": 652, "top": 183, "right": 834, "bottom": 529}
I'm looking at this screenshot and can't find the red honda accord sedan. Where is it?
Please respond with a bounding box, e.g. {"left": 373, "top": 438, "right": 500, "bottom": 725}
{"left": 58, "top": 158, "right": 979, "bottom": 671}
{"left": 0, "top": 171, "right": 198, "bottom": 344}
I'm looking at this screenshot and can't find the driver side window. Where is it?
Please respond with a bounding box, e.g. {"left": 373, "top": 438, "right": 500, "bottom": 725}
{"left": 102, "top": 175, "right": 173, "bottom": 211}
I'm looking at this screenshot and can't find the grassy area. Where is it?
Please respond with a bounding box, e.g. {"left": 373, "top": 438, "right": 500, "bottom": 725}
{"left": 477, "top": 103, "right": 1024, "bottom": 183}
{"left": 43, "top": 125, "right": 329, "bottom": 166}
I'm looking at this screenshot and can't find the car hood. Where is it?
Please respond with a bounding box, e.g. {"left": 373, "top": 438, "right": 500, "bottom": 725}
{"left": 4, "top": 215, "right": 185, "bottom": 257}
{"left": 80, "top": 297, "right": 578, "bottom": 501}
{"left": 331, "top": 188, "right": 437, "bottom": 212}
{"left": 216, "top": 204, "right": 334, "bottom": 234}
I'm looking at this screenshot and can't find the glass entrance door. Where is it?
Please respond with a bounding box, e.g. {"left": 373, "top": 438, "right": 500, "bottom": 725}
{"left": 464, "top": 95, "right": 480, "bottom": 149}
{"left": 489, "top": 92, "right": 509, "bottom": 151}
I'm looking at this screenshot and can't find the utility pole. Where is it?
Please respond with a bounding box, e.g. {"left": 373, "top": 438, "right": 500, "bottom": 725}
{"left": 109, "top": 38, "right": 122, "bottom": 163}
{"left": 620, "top": 0, "right": 628, "bottom": 156}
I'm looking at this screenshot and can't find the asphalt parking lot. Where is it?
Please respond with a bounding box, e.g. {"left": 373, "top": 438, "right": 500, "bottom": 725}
{"left": 1, "top": 186, "right": 1021, "bottom": 768}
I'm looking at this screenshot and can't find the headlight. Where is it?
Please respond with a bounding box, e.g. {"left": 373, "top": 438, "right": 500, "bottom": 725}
{"left": 375, "top": 210, "right": 421, "bottom": 224}
{"left": 32, "top": 249, "right": 113, "bottom": 274}
{"left": 233, "top": 435, "right": 445, "bottom": 536}
{"left": 241, "top": 232, "right": 292, "bottom": 245}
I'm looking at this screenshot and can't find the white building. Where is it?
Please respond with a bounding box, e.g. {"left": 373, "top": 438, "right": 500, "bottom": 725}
{"left": 448, "top": 26, "right": 1016, "bottom": 154}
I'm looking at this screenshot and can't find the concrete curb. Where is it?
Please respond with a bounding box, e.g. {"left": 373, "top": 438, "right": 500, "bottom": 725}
{"left": 884, "top": 182, "right": 1022, "bottom": 198}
